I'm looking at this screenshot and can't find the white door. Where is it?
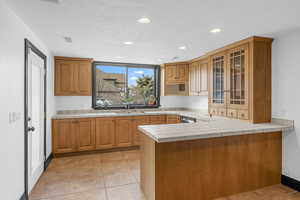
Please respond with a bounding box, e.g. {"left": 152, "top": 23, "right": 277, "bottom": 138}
{"left": 27, "top": 49, "right": 45, "bottom": 193}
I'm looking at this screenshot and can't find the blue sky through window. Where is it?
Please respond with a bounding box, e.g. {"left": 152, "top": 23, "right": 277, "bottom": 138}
{"left": 128, "top": 67, "right": 154, "bottom": 86}
{"left": 96, "top": 65, "right": 154, "bottom": 86}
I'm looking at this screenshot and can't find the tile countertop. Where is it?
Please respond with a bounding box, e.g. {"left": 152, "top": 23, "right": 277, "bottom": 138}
{"left": 138, "top": 118, "right": 294, "bottom": 143}
{"left": 51, "top": 109, "right": 211, "bottom": 120}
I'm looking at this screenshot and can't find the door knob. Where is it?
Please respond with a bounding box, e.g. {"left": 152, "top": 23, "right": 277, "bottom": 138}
{"left": 28, "top": 127, "right": 35, "bottom": 132}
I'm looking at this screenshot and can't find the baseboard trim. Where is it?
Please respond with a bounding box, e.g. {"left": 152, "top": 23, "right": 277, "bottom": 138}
{"left": 44, "top": 153, "right": 53, "bottom": 170}
{"left": 19, "top": 192, "right": 27, "bottom": 200}
{"left": 282, "top": 175, "right": 300, "bottom": 192}
{"left": 53, "top": 146, "right": 140, "bottom": 158}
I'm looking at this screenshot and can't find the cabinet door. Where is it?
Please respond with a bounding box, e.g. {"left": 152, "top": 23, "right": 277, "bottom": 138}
{"left": 76, "top": 119, "right": 95, "bottom": 151}
{"left": 52, "top": 119, "right": 77, "bottom": 154}
{"left": 95, "top": 118, "right": 116, "bottom": 149}
{"left": 77, "top": 61, "right": 92, "bottom": 95}
{"left": 177, "top": 64, "right": 188, "bottom": 82}
{"left": 55, "top": 60, "right": 77, "bottom": 95}
{"left": 149, "top": 115, "right": 166, "bottom": 124}
{"left": 227, "top": 45, "right": 249, "bottom": 110}
{"left": 166, "top": 115, "right": 181, "bottom": 124}
{"left": 166, "top": 65, "right": 177, "bottom": 83}
{"left": 116, "top": 119, "right": 132, "bottom": 147}
{"left": 200, "top": 63, "right": 208, "bottom": 94}
{"left": 189, "top": 62, "right": 198, "bottom": 95}
{"left": 132, "top": 117, "right": 149, "bottom": 145}
{"left": 210, "top": 54, "right": 227, "bottom": 108}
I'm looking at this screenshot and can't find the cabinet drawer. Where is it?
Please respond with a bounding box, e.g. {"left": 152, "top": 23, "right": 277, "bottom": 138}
{"left": 150, "top": 115, "right": 166, "bottom": 124}
{"left": 227, "top": 109, "right": 238, "bottom": 118}
{"left": 238, "top": 110, "right": 249, "bottom": 120}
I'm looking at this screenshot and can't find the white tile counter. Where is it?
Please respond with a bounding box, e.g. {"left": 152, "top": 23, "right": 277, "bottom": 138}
{"left": 138, "top": 118, "right": 294, "bottom": 143}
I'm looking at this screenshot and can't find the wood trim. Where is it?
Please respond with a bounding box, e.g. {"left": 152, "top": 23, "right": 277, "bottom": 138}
{"left": 53, "top": 146, "right": 139, "bottom": 158}
{"left": 54, "top": 56, "right": 93, "bottom": 62}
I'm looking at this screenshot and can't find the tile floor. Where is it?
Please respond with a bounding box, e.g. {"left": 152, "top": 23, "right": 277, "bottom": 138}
{"left": 30, "top": 150, "right": 300, "bottom": 200}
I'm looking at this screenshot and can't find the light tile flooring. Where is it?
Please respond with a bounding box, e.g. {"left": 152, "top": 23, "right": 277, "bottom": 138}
{"left": 30, "top": 150, "right": 300, "bottom": 200}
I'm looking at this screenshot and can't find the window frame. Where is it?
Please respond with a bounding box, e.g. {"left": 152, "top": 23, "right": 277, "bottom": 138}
{"left": 92, "top": 61, "right": 160, "bottom": 110}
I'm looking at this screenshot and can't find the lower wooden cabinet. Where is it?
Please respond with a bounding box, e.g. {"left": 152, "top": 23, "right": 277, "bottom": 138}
{"left": 95, "top": 118, "right": 116, "bottom": 149}
{"left": 166, "top": 115, "right": 181, "bottom": 124}
{"left": 132, "top": 116, "right": 149, "bottom": 145}
{"left": 149, "top": 115, "right": 166, "bottom": 124}
{"left": 115, "top": 118, "right": 132, "bottom": 147}
{"left": 52, "top": 114, "right": 180, "bottom": 155}
{"left": 76, "top": 119, "right": 96, "bottom": 151}
{"left": 52, "top": 118, "right": 95, "bottom": 154}
{"left": 52, "top": 119, "right": 77, "bottom": 154}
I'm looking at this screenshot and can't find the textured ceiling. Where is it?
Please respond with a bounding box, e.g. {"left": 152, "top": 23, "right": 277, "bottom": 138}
{"left": 5, "top": 0, "right": 300, "bottom": 64}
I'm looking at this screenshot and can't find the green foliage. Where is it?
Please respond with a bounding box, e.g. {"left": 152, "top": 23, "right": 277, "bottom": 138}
{"left": 136, "top": 75, "right": 154, "bottom": 104}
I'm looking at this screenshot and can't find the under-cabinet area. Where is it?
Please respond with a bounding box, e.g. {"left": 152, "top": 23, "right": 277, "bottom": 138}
{"left": 52, "top": 114, "right": 180, "bottom": 156}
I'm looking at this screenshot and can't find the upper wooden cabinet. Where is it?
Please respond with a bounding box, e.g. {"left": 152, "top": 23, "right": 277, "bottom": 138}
{"left": 55, "top": 57, "right": 92, "bottom": 96}
{"left": 163, "top": 62, "right": 189, "bottom": 96}
{"left": 208, "top": 37, "right": 273, "bottom": 123}
{"left": 189, "top": 59, "right": 208, "bottom": 96}
{"left": 165, "top": 62, "right": 188, "bottom": 84}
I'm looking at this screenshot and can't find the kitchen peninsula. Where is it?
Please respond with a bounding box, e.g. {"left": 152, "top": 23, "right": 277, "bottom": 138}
{"left": 138, "top": 118, "right": 293, "bottom": 200}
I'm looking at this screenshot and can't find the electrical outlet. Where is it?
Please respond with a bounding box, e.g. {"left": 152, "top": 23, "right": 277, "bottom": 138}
{"left": 9, "top": 112, "right": 22, "bottom": 124}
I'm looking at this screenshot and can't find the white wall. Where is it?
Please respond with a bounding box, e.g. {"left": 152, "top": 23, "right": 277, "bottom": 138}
{"left": 160, "top": 96, "right": 208, "bottom": 110}
{"left": 55, "top": 95, "right": 208, "bottom": 111}
{"left": 0, "top": 2, "right": 54, "bottom": 199}
{"left": 272, "top": 28, "right": 300, "bottom": 181}
{"left": 56, "top": 96, "right": 92, "bottom": 111}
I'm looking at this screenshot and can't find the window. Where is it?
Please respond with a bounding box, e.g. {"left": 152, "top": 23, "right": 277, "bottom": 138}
{"left": 92, "top": 62, "right": 160, "bottom": 109}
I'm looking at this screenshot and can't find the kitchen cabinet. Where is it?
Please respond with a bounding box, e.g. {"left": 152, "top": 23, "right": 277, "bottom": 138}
{"left": 132, "top": 116, "right": 149, "bottom": 145}
{"left": 208, "top": 37, "right": 273, "bottom": 123}
{"left": 52, "top": 119, "right": 77, "bottom": 154}
{"left": 149, "top": 115, "right": 166, "bottom": 124}
{"left": 189, "top": 59, "right": 208, "bottom": 96}
{"left": 164, "top": 62, "right": 189, "bottom": 96}
{"left": 165, "top": 62, "right": 188, "bottom": 84}
{"left": 166, "top": 115, "right": 181, "bottom": 124}
{"left": 52, "top": 114, "right": 182, "bottom": 156}
{"left": 55, "top": 57, "right": 92, "bottom": 96}
{"left": 76, "top": 118, "right": 96, "bottom": 151}
{"left": 95, "top": 118, "right": 116, "bottom": 149}
{"left": 115, "top": 118, "right": 133, "bottom": 147}
{"left": 52, "top": 118, "right": 95, "bottom": 154}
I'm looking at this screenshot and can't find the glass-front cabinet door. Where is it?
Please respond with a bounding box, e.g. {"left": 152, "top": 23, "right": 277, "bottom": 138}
{"left": 227, "top": 45, "right": 248, "bottom": 109}
{"left": 209, "top": 53, "right": 227, "bottom": 116}
{"left": 211, "top": 55, "right": 226, "bottom": 105}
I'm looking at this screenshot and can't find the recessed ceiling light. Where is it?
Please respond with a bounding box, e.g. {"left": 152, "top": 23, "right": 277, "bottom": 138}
{"left": 210, "top": 28, "right": 222, "bottom": 33}
{"left": 178, "top": 46, "right": 187, "bottom": 50}
{"left": 63, "top": 36, "right": 72, "bottom": 43}
{"left": 123, "top": 41, "right": 133, "bottom": 45}
{"left": 138, "top": 17, "right": 151, "bottom": 24}
{"left": 115, "top": 56, "right": 124, "bottom": 59}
